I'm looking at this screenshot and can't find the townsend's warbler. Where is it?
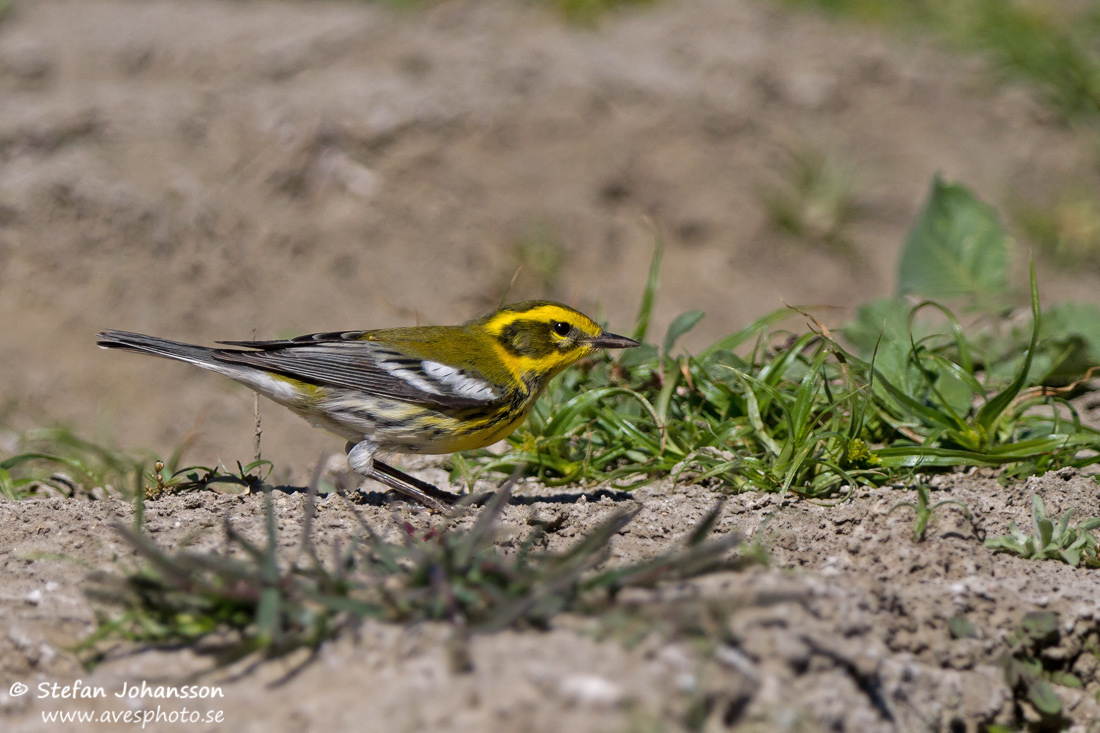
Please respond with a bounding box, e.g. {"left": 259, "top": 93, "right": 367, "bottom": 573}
{"left": 97, "top": 301, "right": 638, "bottom": 510}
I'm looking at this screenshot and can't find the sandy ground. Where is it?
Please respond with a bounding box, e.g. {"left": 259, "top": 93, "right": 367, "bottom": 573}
{"left": 2, "top": 469, "right": 1100, "bottom": 731}
{"left": 2, "top": 0, "right": 1100, "bottom": 730}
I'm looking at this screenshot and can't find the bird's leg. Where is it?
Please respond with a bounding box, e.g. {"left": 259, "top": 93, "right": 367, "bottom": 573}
{"left": 345, "top": 440, "right": 457, "bottom": 512}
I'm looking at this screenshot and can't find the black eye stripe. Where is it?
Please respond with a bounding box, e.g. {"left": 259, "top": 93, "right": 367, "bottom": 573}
{"left": 495, "top": 318, "right": 580, "bottom": 360}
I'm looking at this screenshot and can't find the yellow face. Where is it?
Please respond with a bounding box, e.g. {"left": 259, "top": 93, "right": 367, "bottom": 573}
{"left": 478, "top": 300, "right": 637, "bottom": 388}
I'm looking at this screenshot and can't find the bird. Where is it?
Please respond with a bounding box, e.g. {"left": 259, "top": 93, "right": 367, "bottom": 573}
{"left": 96, "top": 300, "right": 639, "bottom": 510}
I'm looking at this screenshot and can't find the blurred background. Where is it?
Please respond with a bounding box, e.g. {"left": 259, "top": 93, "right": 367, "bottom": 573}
{"left": 2, "top": 0, "right": 1099, "bottom": 479}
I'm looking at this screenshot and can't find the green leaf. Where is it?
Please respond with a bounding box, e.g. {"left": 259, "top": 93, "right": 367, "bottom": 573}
{"left": 1049, "top": 671, "right": 1083, "bottom": 689}
{"left": 619, "top": 343, "right": 658, "bottom": 367}
{"left": 1054, "top": 509, "right": 1075, "bottom": 541}
{"left": 897, "top": 176, "right": 1011, "bottom": 300}
{"left": 663, "top": 310, "right": 705, "bottom": 357}
{"left": 1026, "top": 676, "right": 1062, "bottom": 716}
{"left": 0, "top": 467, "right": 16, "bottom": 500}
{"left": 1036, "top": 334, "right": 1093, "bottom": 386}
{"left": 933, "top": 366, "right": 976, "bottom": 418}
{"left": 1032, "top": 494, "right": 1054, "bottom": 547}
{"left": 1022, "top": 611, "right": 1058, "bottom": 640}
{"left": 1042, "top": 302, "right": 1100, "bottom": 365}
{"left": 984, "top": 535, "right": 1028, "bottom": 555}
{"left": 0, "top": 452, "right": 87, "bottom": 473}
{"left": 1060, "top": 547, "right": 1083, "bottom": 566}
{"left": 948, "top": 614, "right": 978, "bottom": 639}
{"left": 843, "top": 297, "right": 916, "bottom": 356}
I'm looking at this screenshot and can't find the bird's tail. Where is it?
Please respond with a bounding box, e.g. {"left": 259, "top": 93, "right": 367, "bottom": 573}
{"left": 96, "top": 330, "right": 312, "bottom": 411}
{"left": 96, "top": 330, "right": 224, "bottom": 372}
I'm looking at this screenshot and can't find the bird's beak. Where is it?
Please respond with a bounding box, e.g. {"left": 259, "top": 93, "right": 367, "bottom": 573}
{"left": 587, "top": 331, "right": 640, "bottom": 349}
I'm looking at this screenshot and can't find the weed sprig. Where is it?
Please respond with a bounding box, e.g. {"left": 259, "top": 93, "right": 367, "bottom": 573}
{"left": 887, "top": 483, "right": 971, "bottom": 542}
{"left": 985, "top": 494, "right": 1100, "bottom": 567}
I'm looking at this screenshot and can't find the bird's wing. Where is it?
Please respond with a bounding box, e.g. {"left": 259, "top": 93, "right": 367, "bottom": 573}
{"left": 211, "top": 340, "right": 502, "bottom": 410}
{"left": 216, "top": 331, "right": 371, "bottom": 349}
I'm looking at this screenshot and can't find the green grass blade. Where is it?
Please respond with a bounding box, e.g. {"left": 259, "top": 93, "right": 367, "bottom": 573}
{"left": 974, "top": 258, "right": 1041, "bottom": 438}
{"left": 631, "top": 232, "right": 663, "bottom": 343}
{"left": 697, "top": 308, "right": 797, "bottom": 362}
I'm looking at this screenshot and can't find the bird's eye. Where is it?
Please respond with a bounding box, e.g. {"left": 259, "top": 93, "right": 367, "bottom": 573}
{"left": 552, "top": 321, "right": 571, "bottom": 337}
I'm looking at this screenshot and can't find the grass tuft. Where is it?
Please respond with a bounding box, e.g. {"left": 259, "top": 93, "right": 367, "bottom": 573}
{"left": 82, "top": 478, "right": 748, "bottom": 662}
{"left": 0, "top": 427, "right": 142, "bottom": 499}
{"left": 456, "top": 176, "right": 1100, "bottom": 497}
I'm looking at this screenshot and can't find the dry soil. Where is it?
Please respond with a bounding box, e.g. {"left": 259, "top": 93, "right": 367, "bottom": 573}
{"left": 2, "top": 0, "right": 1100, "bottom": 731}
